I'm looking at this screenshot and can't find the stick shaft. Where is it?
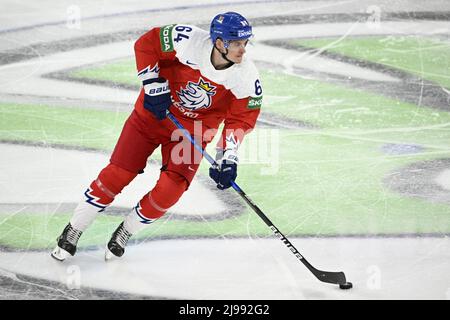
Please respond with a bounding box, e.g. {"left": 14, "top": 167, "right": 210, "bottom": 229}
{"left": 166, "top": 112, "right": 346, "bottom": 285}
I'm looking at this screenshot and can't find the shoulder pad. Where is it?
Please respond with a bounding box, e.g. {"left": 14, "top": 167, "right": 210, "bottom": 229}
{"left": 159, "top": 24, "right": 207, "bottom": 54}
{"left": 230, "top": 60, "right": 263, "bottom": 103}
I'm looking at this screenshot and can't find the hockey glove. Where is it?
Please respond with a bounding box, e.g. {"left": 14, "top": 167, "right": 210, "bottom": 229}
{"left": 143, "top": 77, "right": 172, "bottom": 120}
{"left": 209, "top": 149, "right": 238, "bottom": 190}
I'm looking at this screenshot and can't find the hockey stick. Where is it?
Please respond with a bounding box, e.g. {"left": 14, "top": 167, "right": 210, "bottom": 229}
{"left": 167, "top": 111, "right": 348, "bottom": 287}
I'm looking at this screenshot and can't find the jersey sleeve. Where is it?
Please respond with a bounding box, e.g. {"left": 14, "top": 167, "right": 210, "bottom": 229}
{"left": 217, "top": 93, "right": 262, "bottom": 152}
{"left": 217, "top": 61, "right": 263, "bottom": 153}
{"left": 134, "top": 25, "right": 178, "bottom": 81}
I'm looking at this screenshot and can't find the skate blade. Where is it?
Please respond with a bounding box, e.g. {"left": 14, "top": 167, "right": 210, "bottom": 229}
{"left": 51, "top": 246, "right": 70, "bottom": 261}
{"left": 104, "top": 246, "right": 116, "bottom": 261}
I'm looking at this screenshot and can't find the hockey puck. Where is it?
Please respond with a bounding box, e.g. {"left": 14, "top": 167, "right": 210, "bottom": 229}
{"left": 339, "top": 282, "right": 353, "bottom": 290}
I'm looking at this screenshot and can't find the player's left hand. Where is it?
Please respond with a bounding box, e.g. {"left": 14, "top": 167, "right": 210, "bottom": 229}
{"left": 143, "top": 77, "right": 172, "bottom": 120}
{"left": 209, "top": 150, "right": 238, "bottom": 190}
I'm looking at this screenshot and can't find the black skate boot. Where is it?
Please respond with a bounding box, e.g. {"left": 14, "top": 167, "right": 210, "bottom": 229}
{"left": 51, "top": 223, "right": 83, "bottom": 261}
{"left": 105, "top": 222, "right": 132, "bottom": 260}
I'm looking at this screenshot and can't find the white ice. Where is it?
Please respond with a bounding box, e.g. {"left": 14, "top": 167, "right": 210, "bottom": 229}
{"left": 1, "top": 0, "right": 449, "bottom": 300}
{"left": 0, "top": 143, "right": 227, "bottom": 217}
{"left": 0, "top": 237, "right": 449, "bottom": 299}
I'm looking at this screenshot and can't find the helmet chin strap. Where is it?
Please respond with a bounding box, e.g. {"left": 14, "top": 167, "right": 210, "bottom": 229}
{"left": 214, "top": 44, "right": 234, "bottom": 68}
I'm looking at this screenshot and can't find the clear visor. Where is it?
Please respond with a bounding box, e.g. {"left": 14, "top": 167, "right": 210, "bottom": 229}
{"left": 226, "top": 39, "right": 250, "bottom": 49}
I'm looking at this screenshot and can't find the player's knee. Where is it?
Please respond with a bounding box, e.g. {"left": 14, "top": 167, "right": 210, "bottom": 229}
{"left": 86, "top": 163, "right": 137, "bottom": 207}
{"left": 98, "top": 163, "right": 137, "bottom": 195}
{"left": 137, "top": 171, "right": 188, "bottom": 220}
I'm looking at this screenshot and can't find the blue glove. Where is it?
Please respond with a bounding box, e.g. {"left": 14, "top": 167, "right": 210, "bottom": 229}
{"left": 143, "top": 77, "right": 172, "bottom": 120}
{"left": 209, "top": 150, "right": 238, "bottom": 190}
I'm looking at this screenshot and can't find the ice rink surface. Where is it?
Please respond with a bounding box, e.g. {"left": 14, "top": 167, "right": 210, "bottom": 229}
{"left": 2, "top": 237, "right": 450, "bottom": 299}
{"left": 0, "top": 0, "right": 449, "bottom": 300}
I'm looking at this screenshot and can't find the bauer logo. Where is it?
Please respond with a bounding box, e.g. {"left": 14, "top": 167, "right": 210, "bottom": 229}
{"left": 148, "top": 85, "right": 170, "bottom": 95}
{"left": 160, "top": 24, "right": 175, "bottom": 52}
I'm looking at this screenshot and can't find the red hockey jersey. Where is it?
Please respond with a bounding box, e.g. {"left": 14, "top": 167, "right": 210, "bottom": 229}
{"left": 133, "top": 24, "right": 262, "bottom": 151}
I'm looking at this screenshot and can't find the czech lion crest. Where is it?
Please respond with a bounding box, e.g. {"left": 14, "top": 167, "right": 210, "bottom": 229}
{"left": 176, "top": 78, "right": 216, "bottom": 111}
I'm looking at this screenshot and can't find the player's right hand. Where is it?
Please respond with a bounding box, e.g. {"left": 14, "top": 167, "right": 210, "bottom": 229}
{"left": 209, "top": 149, "right": 238, "bottom": 190}
{"left": 143, "top": 77, "right": 172, "bottom": 120}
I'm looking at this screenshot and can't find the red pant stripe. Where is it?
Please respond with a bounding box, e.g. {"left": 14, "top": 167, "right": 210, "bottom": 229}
{"left": 95, "top": 178, "right": 116, "bottom": 199}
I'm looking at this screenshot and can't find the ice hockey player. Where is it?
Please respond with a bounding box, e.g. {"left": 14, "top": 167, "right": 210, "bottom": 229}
{"left": 51, "top": 12, "right": 263, "bottom": 261}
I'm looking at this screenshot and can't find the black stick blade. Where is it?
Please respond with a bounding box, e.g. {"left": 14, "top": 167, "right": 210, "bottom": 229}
{"left": 302, "top": 259, "right": 347, "bottom": 285}
{"left": 312, "top": 269, "right": 347, "bottom": 285}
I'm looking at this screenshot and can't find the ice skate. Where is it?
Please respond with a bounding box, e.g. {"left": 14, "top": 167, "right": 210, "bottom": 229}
{"left": 105, "top": 222, "right": 132, "bottom": 260}
{"left": 51, "top": 223, "right": 82, "bottom": 261}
